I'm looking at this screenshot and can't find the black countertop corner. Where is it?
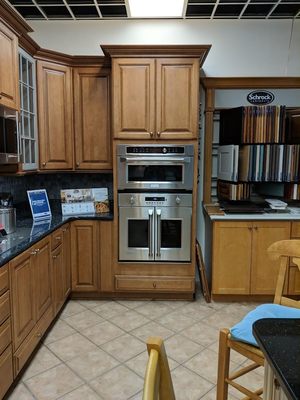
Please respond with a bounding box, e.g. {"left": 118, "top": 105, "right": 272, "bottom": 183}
{"left": 0, "top": 212, "right": 113, "bottom": 268}
{"left": 253, "top": 318, "right": 300, "bottom": 400}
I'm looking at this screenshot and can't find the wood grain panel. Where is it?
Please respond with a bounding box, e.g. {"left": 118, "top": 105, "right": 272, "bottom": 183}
{"left": 99, "top": 221, "right": 113, "bottom": 292}
{"left": 115, "top": 275, "right": 194, "bottom": 292}
{"left": 34, "top": 238, "right": 52, "bottom": 321}
{"left": 0, "top": 291, "right": 10, "bottom": 326}
{"left": 37, "top": 61, "right": 73, "bottom": 170}
{"left": 251, "top": 221, "right": 290, "bottom": 295}
{"left": 0, "top": 21, "right": 19, "bottom": 110}
{"left": 112, "top": 58, "right": 155, "bottom": 139}
{"left": 0, "top": 264, "right": 9, "bottom": 296}
{"left": 52, "top": 244, "right": 64, "bottom": 315}
{"left": 71, "top": 221, "right": 99, "bottom": 291}
{"left": 74, "top": 67, "right": 112, "bottom": 169}
{"left": 156, "top": 58, "right": 198, "bottom": 139}
{"left": 212, "top": 221, "right": 252, "bottom": 295}
{"left": 10, "top": 250, "right": 35, "bottom": 351}
{"left": 0, "top": 345, "right": 13, "bottom": 399}
{"left": 62, "top": 224, "right": 71, "bottom": 300}
{"left": 0, "top": 318, "right": 11, "bottom": 355}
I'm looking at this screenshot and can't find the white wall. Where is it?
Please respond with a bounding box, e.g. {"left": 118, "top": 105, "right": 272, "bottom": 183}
{"left": 29, "top": 19, "right": 300, "bottom": 76}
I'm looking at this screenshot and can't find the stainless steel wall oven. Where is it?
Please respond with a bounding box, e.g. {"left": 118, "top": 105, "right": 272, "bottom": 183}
{"left": 119, "top": 193, "right": 192, "bottom": 262}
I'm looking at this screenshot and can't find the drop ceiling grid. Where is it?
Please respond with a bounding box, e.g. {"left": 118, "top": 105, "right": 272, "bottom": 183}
{"left": 6, "top": 0, "right": 300, "bottom": 19}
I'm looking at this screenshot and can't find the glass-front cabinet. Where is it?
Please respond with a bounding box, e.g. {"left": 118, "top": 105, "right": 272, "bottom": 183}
{"left": 19, "top": 49, "right": 38, "bottom": 170}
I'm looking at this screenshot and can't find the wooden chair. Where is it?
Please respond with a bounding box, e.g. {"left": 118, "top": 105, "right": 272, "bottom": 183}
{"left": 143, "top": 336, "right": 176, "bottom": 400}
{"left": 217, "top": 239, "right": 300, "bottom": 400}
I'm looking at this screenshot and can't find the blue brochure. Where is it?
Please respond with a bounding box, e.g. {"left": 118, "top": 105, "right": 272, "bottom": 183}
{"left": 27, "top": 189, "right": 52, "bottom": 221}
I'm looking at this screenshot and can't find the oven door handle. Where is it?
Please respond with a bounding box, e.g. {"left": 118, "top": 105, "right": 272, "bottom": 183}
{"left": 148, "top": 209, "right": 154, "bottom": 257}
{"left": 156, "top": 209, "right": 161, "bottom": 258}
{"left": 120, "top": 157, "right": 191, "bottom": 163}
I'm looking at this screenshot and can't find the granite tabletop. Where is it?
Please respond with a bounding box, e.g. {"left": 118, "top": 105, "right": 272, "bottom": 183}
{"left": 0, "top": 211, "right": 113, "bottom": 268}
{"left": 253, "top": 318, "right": 300, "bottom": 400}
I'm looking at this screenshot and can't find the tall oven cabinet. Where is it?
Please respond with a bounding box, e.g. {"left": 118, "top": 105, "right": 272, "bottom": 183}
{"left": 104, "top": 45, "right": 211, "bottom": 141}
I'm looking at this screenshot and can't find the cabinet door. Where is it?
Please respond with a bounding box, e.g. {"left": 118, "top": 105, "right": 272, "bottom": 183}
{"left": 10, "top": 250, "right": 36, "bottom": 350}
{"left": 62, "top": 224, "right": 71, "bottom": 299}
{"left": 0, "top": 21, "right": 19, "bottom": 110}
{"left": 251, "top": 221, "right": 290, "bottom": 295}
{"left": 34, "top": 237, "right": 52, "bottom": 321}
{"left": 112, "top": 58, "right": 155, "bottom": 139}
{"left": 288, "top": 265, "right": 300, "bottom": 295}
{"left": 71, "top": 221, "right": 99, "bottom": 291}
{"left": 99, "top": 221, "right": 113, "bottom": 292}
{"left": 74, "top": 67, "right": 111, "bottom": 170}
{"left": 37, "top": 61, "right": 73, "bottom": 170}
{"left": 212, "top": 221, "right": 252, "bottom": 295}
{"left": 52, "top": 244, "right": 64, "bottom": 315}
{"left": 156, "top": 58, "right": 199, "bottom": 140}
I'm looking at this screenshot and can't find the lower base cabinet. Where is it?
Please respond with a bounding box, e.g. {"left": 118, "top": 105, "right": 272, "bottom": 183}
{"left": 0, "top": 345, "right": 13, "bottom": 399}
{"left": 212, "top": 221, "right": 291, "bottom": 296}
{"left": 115, "top": 275, "right": 194, "bottom": 292}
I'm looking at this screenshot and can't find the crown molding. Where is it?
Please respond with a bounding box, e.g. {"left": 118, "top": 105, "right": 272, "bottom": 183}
{"left": 202, "top": 77, "right": 300, "bottom": 89}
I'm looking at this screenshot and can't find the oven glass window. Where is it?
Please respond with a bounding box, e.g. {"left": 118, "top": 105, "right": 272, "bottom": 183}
{"left": 128, "top": 165, "right": 183, "bottom": 182}
{"left": 161, "top": 220, "right": 182, "bottom": 248}
{"left": 128, "top": 220, "right": 148, "bottom": 248}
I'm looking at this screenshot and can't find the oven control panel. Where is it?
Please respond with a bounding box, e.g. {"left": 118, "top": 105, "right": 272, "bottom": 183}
{"left": 119, "top": 193, "right": 192, "bottom": 208}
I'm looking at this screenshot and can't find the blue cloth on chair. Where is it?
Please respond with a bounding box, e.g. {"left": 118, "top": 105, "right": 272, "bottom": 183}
{"left": 230, "top": 304, "right": 300, "bottom": 347}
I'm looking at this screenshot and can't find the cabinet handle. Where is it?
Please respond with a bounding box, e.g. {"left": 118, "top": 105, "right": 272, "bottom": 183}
{"left": 153, "top": 282, "right": 157, "bottom": 288}
{"left": 62, "top": 228, "right": 67, "bottom": 232}
{"left": 248, "top": 227, "right": 252, "bottom": 231}
{"left": 254, "top": 226, "right": 258, "bottom": 230}
{"left": 30, "top": 251, "right": 36, "bottom": 255}
{"left": 149, "top": 132, "right": 154, "bottom": 138}
{"left": 55, "top": 236, "right": 61, "bottom": 240}
{"left": 42, "top": 162, "right": 46, "bottom": 166}
{"left": 35, "top": 248, "right": 40, "bottom": 253}
{"left": 52, "top": 255, "right": 57, "bottom": 259}
{"left": 157, "top": 131, "right": 161, "bottom": 137}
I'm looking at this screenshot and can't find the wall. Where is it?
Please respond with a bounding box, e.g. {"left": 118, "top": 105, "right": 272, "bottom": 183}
{"left": 28, "top": 19, "right": 300, "bottom": 76}
{"left": 0, "top": 173, "right": 113, "bottom": 205}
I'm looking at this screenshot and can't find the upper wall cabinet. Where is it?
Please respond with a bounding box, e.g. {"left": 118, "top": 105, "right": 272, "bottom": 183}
{"left": 0, "top": 21, "right": 19, "bottom": 110}
{"left": 105, "top": 45, "right": 211, "bottom": 140}
{"left": 37, "top": 61, "right": 73, "bottom": 170}
{"left": 73, "top": 67, "right": 112, "bottom": 170}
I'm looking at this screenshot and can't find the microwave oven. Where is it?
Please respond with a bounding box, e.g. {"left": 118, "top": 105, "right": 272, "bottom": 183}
{"left": 0, "top": 113, "right": 19, "bottom": 164}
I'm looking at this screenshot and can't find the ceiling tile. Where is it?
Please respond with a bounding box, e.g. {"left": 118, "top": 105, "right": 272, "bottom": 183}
{"left": 41, "top": 5, "right": 73, "bottom": 17}
{"left": 70, "top": 5, "right": 100, "bottom": 17}
{"left": 15, "top": 5, "right": 45, "bottom": 18}
{"left": 243, "top": 3, "right": 274, "bottom": 15}
{"left": 214, "top": 3, "right": 245, "bottom": 15}
{"left": 99, "top": 4, "right": 127, "bottom": 16}
{"left": 271, "top": 3, "right": 300, "bottom": 15}
{"left": 186, "top": 4, "right": 215, "bottom": 16}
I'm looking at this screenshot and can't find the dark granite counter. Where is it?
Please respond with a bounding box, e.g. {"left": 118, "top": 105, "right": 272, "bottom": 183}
{"left": 253, "top": 318, "right": 300, "bottom": 400}
{"left": 0, "top": 212, "right": 113, "bottom": 268}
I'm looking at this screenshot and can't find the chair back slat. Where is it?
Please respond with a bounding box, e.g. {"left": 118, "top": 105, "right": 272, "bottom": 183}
{"left": 143, "top": 349, "right": 160, "bottom": 400}
{"left": 143, "top": 337, "right": 176, "bottom": 400}
{"left": 268, "top": 239, "right": 300, "bottom": 308}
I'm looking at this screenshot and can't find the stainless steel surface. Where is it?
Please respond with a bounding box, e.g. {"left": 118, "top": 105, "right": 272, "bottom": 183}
{"left": 117, "top": 144, "right": 194, "bottom": 191}
{"left": 118, "top": 193, "right": 192, "bottom": 262}
{"left": 0, "top": 207, "right": 16, "bottom": 234}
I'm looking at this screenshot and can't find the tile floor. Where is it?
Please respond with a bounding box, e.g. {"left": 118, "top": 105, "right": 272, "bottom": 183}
{"left": 7, "top": 294, "right": 264, "bottom": 400}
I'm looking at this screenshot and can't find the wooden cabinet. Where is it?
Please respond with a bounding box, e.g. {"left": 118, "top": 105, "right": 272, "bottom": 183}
{"left": 10, "top": 237, "right": 53, "bottom": 359}
{"left": 112, "top": 56, "right": 199, "bottom": 140}
{"left": 71, "top": 220, "right": 99, "bottom": 292}
{"left": 37, "top": 61, "right": 73, "bottom": 170}
{"left": 115, "top": 275, "right": 194, "bottom": 292}
{"left": 51, "top": 224, "right": 70, "bottom": 315}
{"left": 212, "top": 220, "right": 290, "bottom": 296}
{"left": 0, "top": 21, "right": 19, "bottom": 110}
{"left": 73, "top": 67, "right": 111, "bottom": 170}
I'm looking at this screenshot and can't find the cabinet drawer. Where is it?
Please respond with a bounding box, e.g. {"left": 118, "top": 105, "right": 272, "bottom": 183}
{"left": 51, "top": 228, "right": 63, "bottom": 250}
{"left": 291, "top": 222, "right": 300, "bottom": 238}
{"left": 0, "top": 265, "right": 9, "bottom": 296}
{"left": 13, "top": 306, "right": 52, "bottom": 376}
{"left": 0, "top": 345, "right": 13, "bottom": 399}
{"left": 0, "top": 291, "right": 10, "bottom": 325}
{"left": 0, "top": 318, "right": 11, "bottom": 355}
{"left": 115, "top": 275, "right": 194, "bottom": 292}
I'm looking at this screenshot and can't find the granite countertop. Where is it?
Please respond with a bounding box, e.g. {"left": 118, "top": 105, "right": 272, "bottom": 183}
{"left": 0, "top": 211, "right": 113, "bottom": 268}
{"left": 253, "top": 318, "right": 300, "bottom": 400}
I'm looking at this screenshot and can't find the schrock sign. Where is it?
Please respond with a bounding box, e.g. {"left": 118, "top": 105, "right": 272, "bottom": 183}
{"left": 247, "top": 90, "right": 275, "bottom": 105}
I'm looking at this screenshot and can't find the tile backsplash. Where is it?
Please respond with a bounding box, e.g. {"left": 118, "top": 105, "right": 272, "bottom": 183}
{"left": 0, "top": 172, "right": 113, "bottom": 205}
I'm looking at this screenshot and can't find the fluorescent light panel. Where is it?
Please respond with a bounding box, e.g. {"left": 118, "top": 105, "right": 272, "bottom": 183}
{"left": 128, "top": 0, "right": 185, "bottom": 18}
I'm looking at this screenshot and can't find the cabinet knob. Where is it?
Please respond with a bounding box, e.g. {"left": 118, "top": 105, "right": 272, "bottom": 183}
{"left": 55, "top": 236, "right": 61, "bottom": 240}
{"left": 52, "top": 255, "right": 57, "bottom": 259}
{"left": 254, "top": 226, "right": 258, "bottom": 230}
{"left": 153, "top": 282, "right": 157, "bottom": 288}
{"left": 157, "top": 131, "right": 161, "bottom": 137}
{"left": 35, "top": 248, "right": 40, "bottom": 253}
{"left": 76, "top": 162, "right": 80, "bottom": 167}
{"left": 42, "top": 162, "right": 46, "bottom": 166}
{"left": 248, "top": 227, "right": 252, "bottom": 231}
{"left": 149, "top": 132, "right": 154, "bottom": 138}
{"left": 36, "top": 332, "right": 42, "bottom": 338}
{"left": 30, "top": 250, "right": 37, "bottom": 255}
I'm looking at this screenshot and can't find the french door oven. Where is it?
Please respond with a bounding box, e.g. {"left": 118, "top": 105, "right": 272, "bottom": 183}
{"left": 118, "top": 193, "right": 192, "bottom": 262}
